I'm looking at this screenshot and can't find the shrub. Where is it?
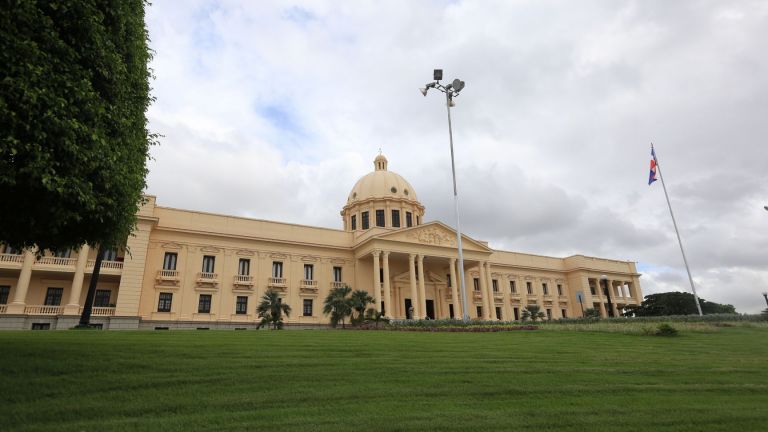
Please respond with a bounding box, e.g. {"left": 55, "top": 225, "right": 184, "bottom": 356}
{"left": 655, "top": 324, "right": 678, "bottom": 337}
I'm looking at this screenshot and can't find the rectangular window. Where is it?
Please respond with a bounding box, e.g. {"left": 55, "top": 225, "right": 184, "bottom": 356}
{"left": 561, "top": 308, "right": 567, "bottom": 318}
{"left": 557, "top": 284, "right": 563, "bottom": 296}
{"left": 542, "top": 283, "right": 548, "bottom": 295}
{"left": 236, "top": 296, "right": 248, "bottom": 314}
{"left": 405, "top": 212, "right": 413, "bottom": 227}
{"left": 202, "top": 255, "right": 215, "bottom": 273}
{"left": 303, "top": 299, "right": 313, "bottom": 317}
{"left": 44, "top": 287, "right": 63, "bottom": 306}
{"left": 476, "top": 306, "right": 482, "bottom": 318}
{"left": 590, "top": 283, "right": 597, "bottom": 296}
{"left": 495, "top": 307, "right": 502, "bottom": 320}
{"left": 272, "top": 261, "right": 283, "bottom": 278}
{"left": 375, "top": 209, "right": 385, "bottom": 227}
{"left": 416, "top": 216, "right": 420, "bottom": 225}
{"left": 362, "top": 211, "right": 370, "bottom": 229}
{"left": 93, "top": 289, "right": 111, "bottom": 307}
{"left": 473, "top": 278, "right": 480, "bottom": 291}
{"left": 163, "top": 252, "right": 177, "bottom": 270}
{"left": 0, "top": 285, "right": 10, "bottom": 304}
{"left": 198, "top": 294, "right": 212, "bottom": 313}
{"left": 304, "top": 264, "right": 314, "bottom": 280}
{"left": 510, "top": 281, "right": 517, "bottom": 293}
{"left": 351, "top": 215, "right": 357, "bottom": 230}
{"left": 513, "top": 307, "right": 520, "bottom": 321}
{"left": 333, "top": 266, "right": 342, "bottom": 282}
{"left": 391, "top": 210, "right": 400, "bottom": 227}
{"left": 446, "top": 274, "right": 451, "bottom": 288}
{"left": 102, "top": 249, "right": 118, "bottom": 261}
{"left": 238, "top": 259, "right": 250, "bottom": 276}
{"left": 157, "top": 293, "right": 172, "bottom": 312}
{"left": 526, "top": 281, "right": 533, "bottom": 295}
{"left": 546, "top": 309, "right": 552, "bottom": 320}
{"left": 492, "top": 279, "right": 499, "bottom": 292}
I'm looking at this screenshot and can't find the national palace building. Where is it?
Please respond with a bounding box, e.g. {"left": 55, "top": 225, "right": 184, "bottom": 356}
{"left": 0, "top": 154, "right": 642, "bottom": 330}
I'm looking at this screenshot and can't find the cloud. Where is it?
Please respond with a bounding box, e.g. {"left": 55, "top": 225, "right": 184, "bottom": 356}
{"left": 144, "top": 1, "right": 768, "bottom": 313}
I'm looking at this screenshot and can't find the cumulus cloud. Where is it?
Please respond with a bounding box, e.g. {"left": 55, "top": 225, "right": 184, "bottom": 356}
{"left": 144, "top": 0, "right": 768, "bottom": 313}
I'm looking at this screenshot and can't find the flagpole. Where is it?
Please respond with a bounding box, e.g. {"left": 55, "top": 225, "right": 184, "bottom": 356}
{"left": 652, "top": 144, "right": 703, "bottom": 316}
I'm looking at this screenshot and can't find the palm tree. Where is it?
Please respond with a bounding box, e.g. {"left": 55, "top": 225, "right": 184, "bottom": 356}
{"left": 350, "top": 289, "right": 374, "bottom": 323}
{"left": 521, "top": 304, "right": 546, "bottom": 322}
{"left": 323, "top": 285, "right": 353, "bottom": 328}
{"left": 257, "top": 289, "right": 291, "bottom": 329}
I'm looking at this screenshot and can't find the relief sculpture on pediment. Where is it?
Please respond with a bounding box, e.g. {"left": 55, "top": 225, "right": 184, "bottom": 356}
{"left": 407, "top": 227, "right": 456, "bottom": 247}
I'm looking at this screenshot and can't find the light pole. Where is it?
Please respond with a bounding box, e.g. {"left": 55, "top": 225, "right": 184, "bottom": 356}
{"left": 420, "top": 69, "right": 469, "bottom": 321}
{"left": 762, "top": 292, "right": 768, "bottom": 308}
{"left": 601, "top": 274, "right": 615, "bottom": 318}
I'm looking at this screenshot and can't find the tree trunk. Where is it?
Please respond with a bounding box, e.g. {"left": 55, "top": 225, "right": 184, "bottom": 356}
{"left": 78, "top": 245, "right": 105, "bottom": 327}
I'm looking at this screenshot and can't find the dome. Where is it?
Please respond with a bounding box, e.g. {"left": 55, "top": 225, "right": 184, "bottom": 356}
{"left": 347, "top": 154, "right": 419, "bottom": 203}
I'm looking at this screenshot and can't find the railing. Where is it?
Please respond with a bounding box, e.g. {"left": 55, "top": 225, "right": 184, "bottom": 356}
{"left": 233, "top": 275, "right": 254, "bottom": 286}
{"left": 91, "top": 307, "right": 116, "bottom": 316}
{"left": 473, "top": 291, "right": 483, "bottom": 299}
{"left": 0, "top": 305, "right": 7, "bottom": 314}
{"left": 197, "top": 272, "right": 219, "bottom": 284}
{"left": 156, "top": 270, "right": 180, "bottom": 281}
{"left": 0, "top": 253, "right": 24, "bottom": 265}
{"left": 24, "top": 305, "right": 63, "bottom": 315}
{"left": 87, "top": 259, "right": 124, "bottom": 270}
{"left": 268, "top": 277, "right": 287, "bottom": 287}
{"left": 559, "top": 295, "right": 569, "bottom": 301}
{"left": 300, "top": 279, "right": 318, "bottom": 287}
{"left": 36, "top": 257, "right": 77, "bottom": 267}
{"left": 330, "top": 281, "right": 345, "bottom": 289}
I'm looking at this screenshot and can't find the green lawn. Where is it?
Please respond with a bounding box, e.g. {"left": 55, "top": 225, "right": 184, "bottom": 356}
{"left": 1, "top": 328, "right": 767, "bottom": 431}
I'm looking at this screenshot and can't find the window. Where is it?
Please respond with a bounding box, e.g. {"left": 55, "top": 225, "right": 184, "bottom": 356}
{"left": 492, "top": 280, "right": 499, "bottom": 292}
{"left": 102, "top": 249, "right": 118, "bottom": 261}
{"left": 163, "top": 252, "right": 177, "bottom": 270}
{"left": 236, "top": 296, "right": 248, "bottom": 314}
{"left": 561, "top": 308, "right": 567, "bottom": 318}
{"left": 361, "top": 211, "right": 370, "bottom": 229}
{"left": 590, "top": 283, "right": 597, "bottom": 296}
{"left": 31, "top": 323, "right": 51, "bottom": 330}
{"left": 375, "top": 209, "right": 385, "bottom": 227}
{"left": 198, "top": 294, "right": 212, "bottom": 313}
{"left": 303, "top": 299, "right": 313, "bottom": 317}
{"left": 304, "top": 264, "right": 314, "bottom": 280}
{"left": 2, "top": 245, "right": 20, "bottom": 254}
{"left": 546, "top": 308, "right": 552, "bottom": 320}
{"left": 405, "top": 212, "right": 413, "bottom": 227}
{"left": 495, "top": 307, "right": 502, "bottom": 320}
{"left": 446, "top": 274, "right": 451, "bottom": 288}
{"left": 272, "top": 261, "right": 283, "bottom": 278}
{"left": 0, "top": 285, "right": 9, "bottom": 304}
{"left": 351, "top": 215, "right": 357, "bottom": 230}
{"left": 53, "top": 249, "right": 71, "bottom": 258}
{"left": 238, "top": 259, "right": 250, "bottom": 276}
{"left": 93, "top": 290, "right": 111, "bottom": 307}
{"left": 333, "top": 266, "right": 342, "bottom": 282}
{"left": 202, "top": 255, "right": 215, "bottom": 273}
{"left": 557, "top": 284, "right": 563, "bottom": 296}
{"left": 513, "top": 307, "right": 520, "bottom": 321}
{"left": 526, "top": 281, "right": 533, "bottom": 295}
{"left": 476, "top": 306, "right": 482, "bottom": 318}
{"left": 44, "top": 288, "right": 63, "bottom": 306}
{"left": 157, "top": 293, "right": 172, "bottom": 312}
{"left": 510, "top": 281, "right": 517, "bottom": 294}
{"left": 473, "top": 278, "right": 480, "bottom": 291}
{"left": 392, "top": 210, "right": 400, "bottom": 227}
{"left": 416, "top": 216, "right": 420, "bottom": 225}
{"left": 542, "top": 283, "right": 548, "bottom": 295}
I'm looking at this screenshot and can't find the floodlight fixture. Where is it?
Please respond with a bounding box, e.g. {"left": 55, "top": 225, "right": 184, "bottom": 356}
{"left": 420, "top": 88, "right": 428, "bottom": 96}
{"left": 433, "top": 69, "right": 443, "bottom": 81}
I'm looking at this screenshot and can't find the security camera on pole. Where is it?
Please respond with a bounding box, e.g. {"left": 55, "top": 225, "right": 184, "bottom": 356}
{"left": 420, "top": 69, "right": 470, "bottom": 321}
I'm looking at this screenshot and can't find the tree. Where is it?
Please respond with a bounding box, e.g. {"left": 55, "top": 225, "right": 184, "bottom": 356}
{"left": 623, "top": 292, "right": 737, "bottom": 317}
{"left": 349, "top": 289, "right": 374, "bottom": 324}
{"left": 521, "top": 304, "right": 546, "bottom": 322}
{"left": 256, "top": 290, "right": 291, "bottom": 330}
{"left": 584, "top": 308, "right": 601, "bottom": 319}
{"left": 323, "top": 285, "right": 353, "bottom": 328}
{"left": 1, "top": 2, "right": 154, "bottom": 326}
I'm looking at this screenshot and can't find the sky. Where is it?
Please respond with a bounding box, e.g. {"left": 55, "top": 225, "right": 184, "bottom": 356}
{"left": 144, "top": 0, "right": 768, "bottom": 313}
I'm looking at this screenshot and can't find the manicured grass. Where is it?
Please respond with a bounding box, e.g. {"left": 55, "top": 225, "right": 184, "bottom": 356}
{"left": 1, "top": 328, "right": 767, "bottom": 431}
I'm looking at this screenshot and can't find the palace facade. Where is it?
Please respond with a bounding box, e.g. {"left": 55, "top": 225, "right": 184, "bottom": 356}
{"left": 0, "top": 154, "right": 642, "bottom": 330}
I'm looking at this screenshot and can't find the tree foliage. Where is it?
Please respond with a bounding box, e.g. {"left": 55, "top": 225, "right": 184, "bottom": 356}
{"left": 256, "top": 290, "right": 291, "bottom": 330}
{"left": 349, "top": 289, "right": 374, "bottom": 324}
{"left": 624, "top": 292, "right": 737, "bottom": 317}
{"left": 521, "top": 304, "right": 546, "bottom": 322}
{"left": 322, "top": 285, "right": 353, "bottom": 328}
{"left": 0, "top": 0, "right": 154, "bottom": 251}
{"left": 584, "top": 308, "right": 601, "bottom": 319}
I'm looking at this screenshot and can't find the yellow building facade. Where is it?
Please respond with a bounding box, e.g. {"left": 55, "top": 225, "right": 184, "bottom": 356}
{"left": 0, "top": 154, "right": 642, "bottom": 330}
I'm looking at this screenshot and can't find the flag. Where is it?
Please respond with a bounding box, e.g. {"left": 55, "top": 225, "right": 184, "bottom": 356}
{"left": 648, "top": 146, "right": 658, "bottom": 185}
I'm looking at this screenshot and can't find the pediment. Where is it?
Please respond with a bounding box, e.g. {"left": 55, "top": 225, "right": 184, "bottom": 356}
{"left": 393, "top": 270, "right": 447, "bottom": 284}
{"left": 372, "top": 221, "right": 491, "bottom": 252}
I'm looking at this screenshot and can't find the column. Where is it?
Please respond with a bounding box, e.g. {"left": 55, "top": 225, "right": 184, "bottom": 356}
{"left": 408, "top": 254, "right": 418, "bottom": 319}
{"left": 7, "top": 248, "right": 35, "bottom": 314}
{"left": 449, "top": 258, "right": 460, "bottom": 319}
{"left": 622, "top": 282, "right": 629, "bottom": 299}
{"left": 64, "top": 244, "right": 91, "bottom": 315}
{"left": 417, "top": 254, "right": 426, "bottom": 319}
{"left": 372, "top": 250, "right": 381, "bottom": 313}
{"left": 478, "top": 262, "right": 491, "bottom": 319}
{"left": 382, "top": 251, "right": 391, "bottom": 318}
{"left": 609, "top": 279, "right": 619, "bottom": 317}
{"left": 485, "top": 262, "right": 496, "bottom": 320}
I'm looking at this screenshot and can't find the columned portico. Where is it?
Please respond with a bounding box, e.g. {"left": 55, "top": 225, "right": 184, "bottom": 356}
{"left": 449, "top": 258, "right": 460, "bottom": 319}
{"left": 417, "top": 254, "right": 426, "bottom": 318}
{"left": 382, "top": 251, "right": 391, "bottom": 318}
{"left": 372, "top": 250, "right": 381, "bottom": 313}
{"left": 408, "top": 254, "right": 418, "bottom": 319}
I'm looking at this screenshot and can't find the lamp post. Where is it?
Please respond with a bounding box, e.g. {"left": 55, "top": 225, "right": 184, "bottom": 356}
{"left": 762, "top": 292, "right": 768, "bottom": 308}
{"left": 420, "top": 69, "right": 469, "bottom": 321}
{"left": 601, "top": 274, "right": 615, "bottom": 318}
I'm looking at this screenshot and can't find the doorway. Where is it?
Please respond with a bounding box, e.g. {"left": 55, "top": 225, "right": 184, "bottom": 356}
{"left": 426, "top": 300, "right": 435, "bottom": 320}
{"left": 404, "top": 298, "right": 413, "bottom": 319}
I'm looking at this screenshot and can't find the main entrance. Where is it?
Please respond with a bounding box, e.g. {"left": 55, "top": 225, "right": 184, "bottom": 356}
{"left": 425, "top": 300, "right": 435, "bottom": 320}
